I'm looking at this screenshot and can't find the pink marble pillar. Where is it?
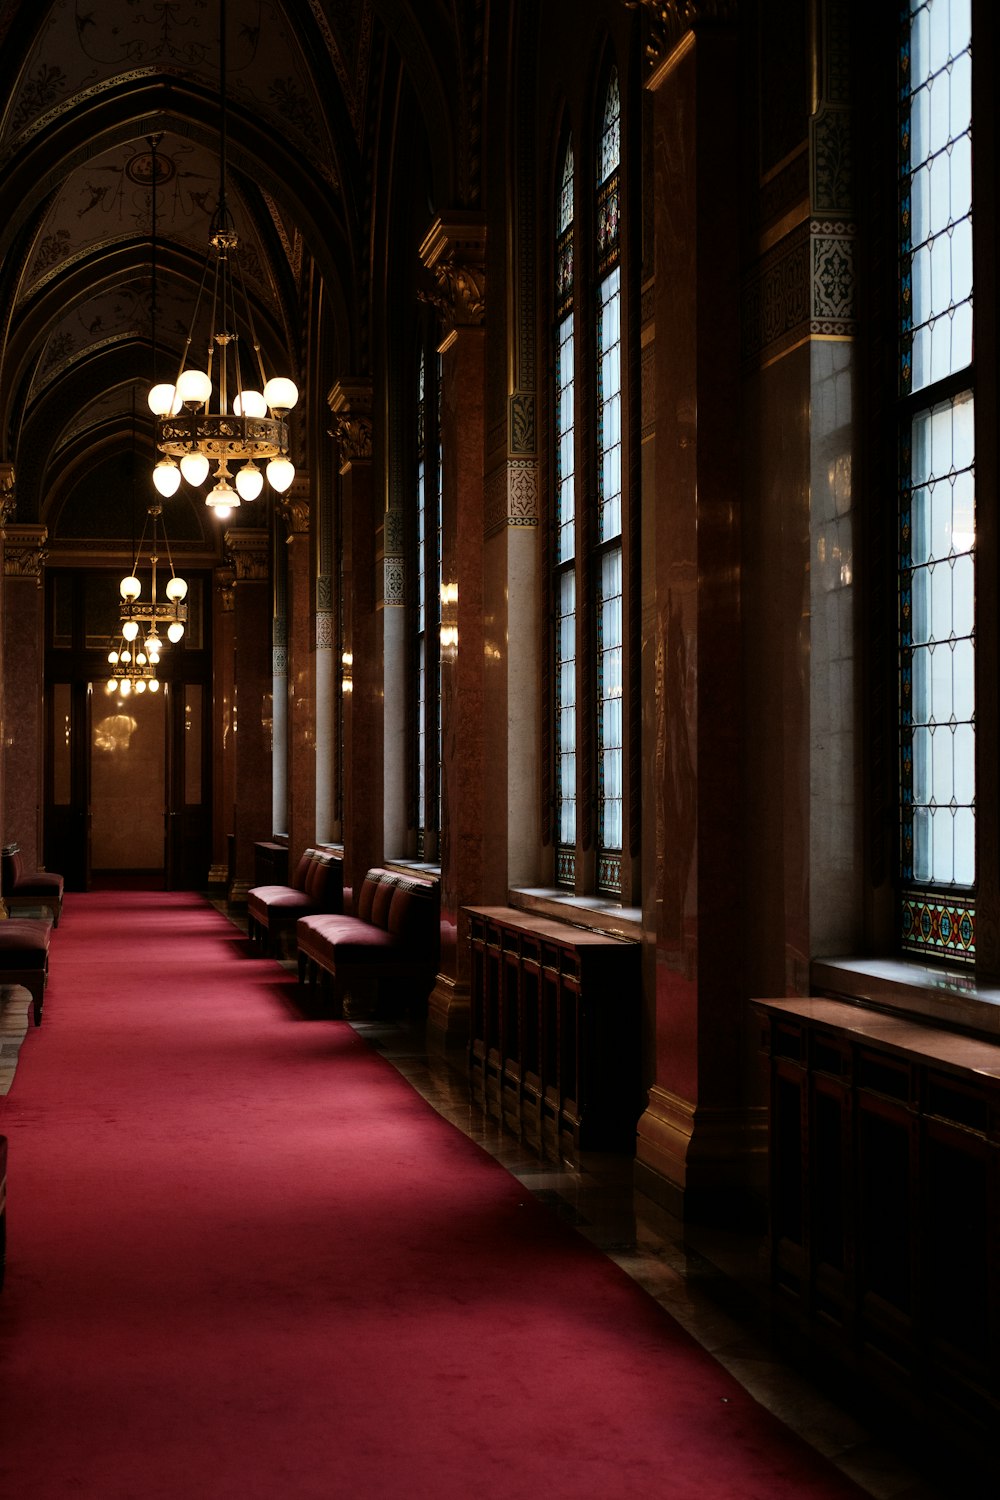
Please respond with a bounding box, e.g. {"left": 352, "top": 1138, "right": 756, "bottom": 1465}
{"left": 2, "top": 510, "right": 46, "bottom": 870}
{"left": 635, "top": 21, "right": 763, "bottom": 1219}
{"left": 327, "top": 380, "right": 381, "bottom": 896}
{"left": 223, "top": 530, "right": 272, "bottom": 903}
{"left": 209, "top": 566, "right": 236, "bottom": 887}
{"left": 420, "top": 215, "right": 490, "bottom": 1042}
{"left": 280, "top": 483, "right": 316, "bottom": 863}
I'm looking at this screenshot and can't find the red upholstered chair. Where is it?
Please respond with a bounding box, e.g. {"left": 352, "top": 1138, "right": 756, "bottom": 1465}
{"left": 0, "top": 918, "right": 52, "bottom": 1025}
{"left": 1, "top": 845, "right": 63, "bottom": 926}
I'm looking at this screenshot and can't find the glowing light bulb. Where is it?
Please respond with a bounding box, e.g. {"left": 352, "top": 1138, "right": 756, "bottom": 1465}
{"left": 266, "top": 455, "right": 295, "bottom": 493}
{"left": 263, "top": 376, "right": 298, "bottom": 412}
{"left": 235, "top": 461, "right": 264, "bottom": 501}
{"left": 234, "top": 389, "right": 266, "bottom": 418}
{"left": 122, "top": 620, "right": 139, "bottom": 642}
{"left": 153, "top": 458, "right": 182, "bottom": 497}
{"left": 176, "top": 368, "right": 212, "bottom": 406}
{"left": 180, "top": 451, "right": 210, "bottom": 487}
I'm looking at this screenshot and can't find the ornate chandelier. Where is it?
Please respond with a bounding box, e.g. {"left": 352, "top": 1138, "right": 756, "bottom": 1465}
{"left": 107, "top": 501, "right": 187, "bottom": 697}
{"left": 148, "top": 0, "right": 297, "bottom": 519}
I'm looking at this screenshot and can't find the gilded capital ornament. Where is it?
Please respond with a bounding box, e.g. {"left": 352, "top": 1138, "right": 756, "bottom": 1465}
{"left": 224, "top": 529, "right": 270, "bottom": 582}
{"left": 0, "top": 462, "right": 16, "bottom": 528}
{"left": 327, "top": 378, "right": 374, "bottom": 468}
{"left": 625, "top": 0, "right": 739, "bottom": 74}
{"left": 216, "top": 566, "right": 235, "bottom": 613}
{"left": 3, "top": 524, "right": 47, "bottom": 578}
{"left": 419, "top": 214, "right": 487, "bottom": 332}
{"left": 279, "top": 477, "right": 311, "bottom": 537}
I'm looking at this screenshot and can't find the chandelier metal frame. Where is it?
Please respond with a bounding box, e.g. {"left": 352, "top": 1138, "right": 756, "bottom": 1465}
{"left": 149, "top": 0, "right": 297, "bottom": 517}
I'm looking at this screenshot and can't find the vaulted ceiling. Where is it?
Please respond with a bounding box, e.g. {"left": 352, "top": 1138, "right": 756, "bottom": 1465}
{"left": 0, "top": 0, "right": 472, "bottom": 542}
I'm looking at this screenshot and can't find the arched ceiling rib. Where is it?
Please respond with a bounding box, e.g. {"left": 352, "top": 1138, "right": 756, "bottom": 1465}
{"left": 0, "top": 0, "right": 461, "bottom": 527}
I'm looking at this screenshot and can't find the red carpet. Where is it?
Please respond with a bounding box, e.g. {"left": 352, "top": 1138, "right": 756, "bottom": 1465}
{"left": 0, "top": 892, "right": 864, "bottom": 1499}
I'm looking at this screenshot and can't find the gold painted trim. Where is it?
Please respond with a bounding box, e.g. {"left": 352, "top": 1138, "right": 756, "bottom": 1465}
{"left": 758, "top": 202, "right": 810, "bottom": 255}
{"left": 646, "top": 26, "right": 695, "bottom": 90}
{"left": 759, "top": 140, "right": 808, "bottom": 188}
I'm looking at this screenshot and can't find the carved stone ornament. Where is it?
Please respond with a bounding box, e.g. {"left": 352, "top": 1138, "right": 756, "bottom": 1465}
{"left": 0, "top": 461, "right": 15, "bottom": 528}
{"left": 224, "top": 529, "right": 270, "bottom": 582}
{"left": 279, "top": 494, "right": 310, "bottom": 536}
{"left": 327, "top": 378, "right": 374, "bottom": 467}
{"left": 624, "top": 0, "right": 740, "bottom": 73}
{"left": 215, "top": 566, "right": 236, "bottom": 612}
{"left": 3, "top": 524, "right": 47, "bottom": 578}
{"left": 419, "top": 214, "right": 487, "bottom": 331}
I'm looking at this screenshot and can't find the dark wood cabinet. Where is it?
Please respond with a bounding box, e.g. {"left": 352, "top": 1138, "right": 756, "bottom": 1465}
{"left": 753, "top": 995, "right": 1000, "bottom": 1446}
{"left": 466, "top": 906, "right": 641, "bottom": 1153}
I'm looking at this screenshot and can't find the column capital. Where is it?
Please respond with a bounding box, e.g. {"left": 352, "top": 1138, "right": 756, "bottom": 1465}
{"left": 224, "top": 528, "right": 269, "bottom": 582}
{"left": 327, "top": 378, "right": 373, "bottom": 469}
{"left": 626, "top": 0, "right": 739, "bottom": 82}
{"left": 215, "top": 565, "right": 235, "bottom": 612}
{"left": 279, "top": 476, "right": 311, "bottom": 538}
{"left": 0, "top": 462, "right": 16, "bottom": 528}
{"left": 3, "top": 523, "right": 47, "bottom": 578}
{"left": 419, "top": 213, "right": 487, "bottom": 336}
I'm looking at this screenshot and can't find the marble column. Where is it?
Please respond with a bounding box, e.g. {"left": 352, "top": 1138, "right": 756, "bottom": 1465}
{"left": 223, "top": 529, "right": 272, "bottom": 905}
{"left": 2, "top": 519, "right": 46, "bottom": 869}
{"left": 0, "top": 464, "right": 13, "bottom": 864}
{"left": 634, "top": 10, "right": 764, "bottom": 1220}
{"left": 327, "top": 379, "right": 380, "bottom": 896}
{"left": 419, "top": 215, "right": 490, "bottom": 1044}
{"left": 279, "top": 481, "right": 316, "bottom": 861}
{"left": 208, "top": 566, "right": 235, "bottom": 887}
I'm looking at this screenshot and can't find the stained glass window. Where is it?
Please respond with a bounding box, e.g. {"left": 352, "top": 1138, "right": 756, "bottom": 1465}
{"left": 555, "top": 137, "right": 577, "bottom": 876}
{"left": 898, "top": 0, "right": 974, "bottom": 961}
{"left": 595, "top": 71, "right": 622, "bottom": 893}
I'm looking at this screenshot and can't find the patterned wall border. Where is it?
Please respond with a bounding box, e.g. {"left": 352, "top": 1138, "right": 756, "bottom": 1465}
{"left": 484, "top": 459, "right": 539, "bottom": 540}
{"left": 741, "top": 219, "right": 810, "bottom": 368}
{"left": 316, "top": 612, "right": 334, "bottom": 650}
{"left": 811, "top": 219, "right": 856, "bottom": 336}
{"left": 272, "top": 647, "right": 288, "bottom": 677}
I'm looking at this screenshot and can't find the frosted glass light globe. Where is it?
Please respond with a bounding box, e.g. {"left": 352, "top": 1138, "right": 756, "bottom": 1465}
{"left": 122, "top": 620, "right": 139, "bottom": 642}
{"left": 120, "top": 679, "right": 132, "bottom": 697}
{"left": 266, "top": 455, "right": 295, "bottom": 493}
{"left": 120, "top": 574, "right": 141, "bottom": 602}
{"left": 149, "top": 679, "right": 160, "bottom": 693}
{"left": 153, "top": 458, "right": 182, "bottom": 497}
{"left": 165, "top": 575, "right": 188, "bottom": 603}
{"left": 263, "top": 376, "right": 298, "bottom": 412}
{"left": 180, "top": 451, "right": 210, "bottom": 487}
{"left": 148, "top": 382, "right": 180, "bottom": 417}
{"left": 176, "top": 368, "right": 212, "bottom": 406}
{"left": 167, "top": 621, "right": 185, "bottom": 643}
{"left": 206, "top": 475, "right": 238, "bottom": 519}
{"left": 234, "top": 389, "right": 266, "bottom": 418}
{"left": 235, "top": 461, "right": 264, "bottom": 501}
{"left": 108, "top": 650, "right": 120, "bottom": 666}
{"left": 106, "top": 679, "right": 117, "bottom": 694}
{"left": 135, "top": 680, "right": 147, "bottom": 694}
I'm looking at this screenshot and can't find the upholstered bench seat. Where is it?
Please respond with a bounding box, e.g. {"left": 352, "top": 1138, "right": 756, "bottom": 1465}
{"left": 1, "top": 846, "right": 63, "bottom": 926}
{"left": 247, "top": 848, "right": 343, "bottom": 954}
{"left": 0, "top": 918, "right": 52, "bottom": 1025}
{"left": 0, "top": 1133, "right": 6, "bottom": 1291}
{"left": 296, "top": 868, "right": 439, "bottom": 1017}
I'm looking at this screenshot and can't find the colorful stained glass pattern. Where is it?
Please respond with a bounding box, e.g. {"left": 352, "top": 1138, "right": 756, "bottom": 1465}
{"left": 900, "top": 894, "right": 975, "bottom": 961}
{"left": 899, "top": 0, "right": 973, "bottom": 395}
{"left": 597, "top": 70, "right": 620, "bottom": 268}
{"left": 557, "top": 140, "right": 574, "bottom": 315}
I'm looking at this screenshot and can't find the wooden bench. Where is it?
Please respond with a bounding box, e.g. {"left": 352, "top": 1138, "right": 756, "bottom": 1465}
{"left": 0, "top": 918, "right": 52, "bottom": 1026}
{"left": 296, "top": 868, "right": 439, "bottom": 1018}
{"left": 246, "top": 848, "right": 344, "bottom": 955}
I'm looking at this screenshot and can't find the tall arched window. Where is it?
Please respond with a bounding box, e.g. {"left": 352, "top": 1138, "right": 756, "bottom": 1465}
{"left": 554, "top": 136, "right": 577, "bottom": 884}
{"left": 898, "top": 0, "right": 975, "bottom": 960}
{"left": 594, "top": 67, "right": 623, "bottom": 891}
{"left": 550, "top": 62, "right": 631, "bottom": 901}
